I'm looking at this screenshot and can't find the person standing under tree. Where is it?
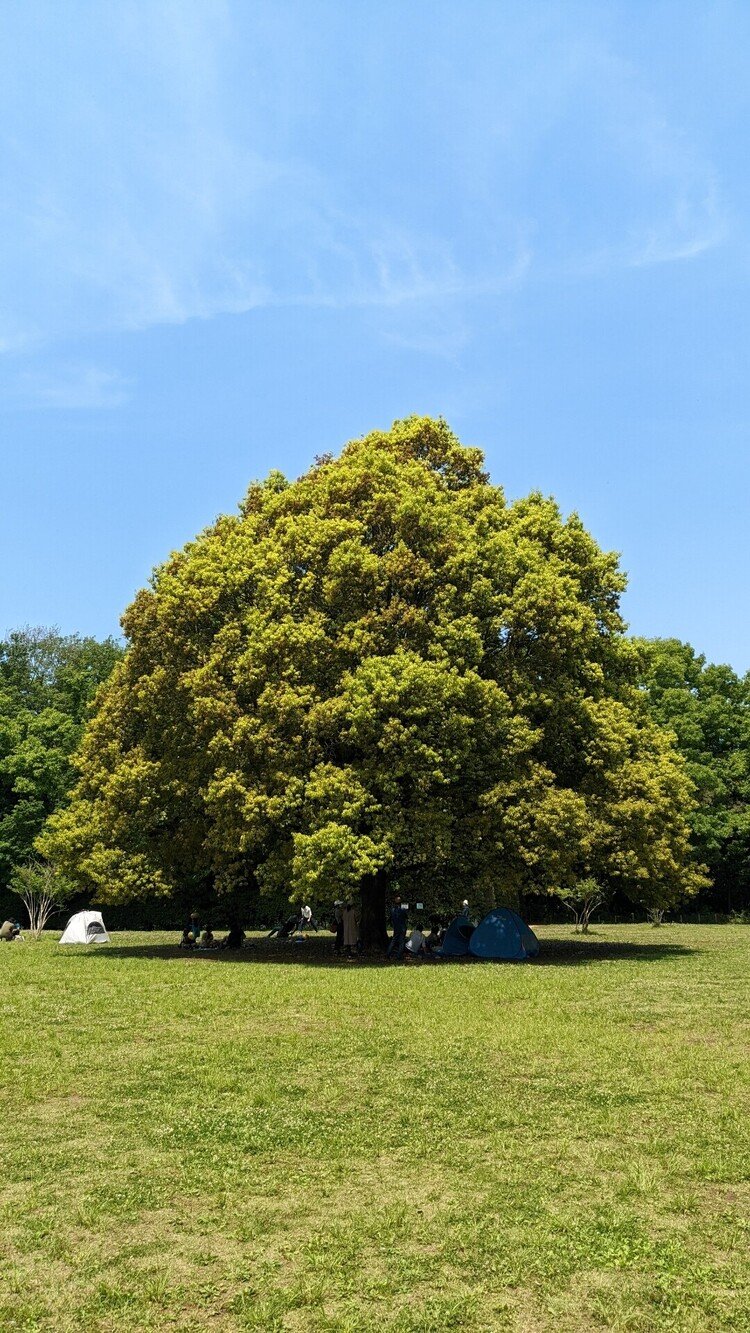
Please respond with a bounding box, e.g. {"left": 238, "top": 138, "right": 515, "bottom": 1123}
{"left": 342, "top": 900, "right": 358, "bottom": 956}
{"left": 388, "top": 895, "right": 408, "bottom": 960}
{"left": 332, "top": 900, "right": 344, "bottom": 953}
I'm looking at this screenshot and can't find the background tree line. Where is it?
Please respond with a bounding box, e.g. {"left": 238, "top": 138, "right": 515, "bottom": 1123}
{"left": 0, "top": 629, "right": 123, "bottom": 920}
{"left": 635, "top": 637, "right": 750, "bottom": 915}
{"left": 3, "top": 421, "right": 749, "bottom": 933}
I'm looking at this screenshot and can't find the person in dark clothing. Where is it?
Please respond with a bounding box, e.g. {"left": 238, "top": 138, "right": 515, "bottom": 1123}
{"left": 220, "top": 922, "right": 245, "bottom": 950}
{"left": 267, "top": 914, "right": 297, "bottom": 939}
{"left": 387, "top": 895, "right": 408, "bottom": 960}
{"left": 332, "top": 900, "right": 344, "bottom": 953}
{"left": 425, "top": 919, "right": 444, "bottom": 952}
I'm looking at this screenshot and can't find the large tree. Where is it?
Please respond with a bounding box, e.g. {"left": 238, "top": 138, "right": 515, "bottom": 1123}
{"left": 0, "top": 628, "right": 123, "bottom": 886}
{"left": 636, "top": 638, "right": 750, "bottom": 912}
{"left": 41, "top": 419, "right": 702, "bottom": 943}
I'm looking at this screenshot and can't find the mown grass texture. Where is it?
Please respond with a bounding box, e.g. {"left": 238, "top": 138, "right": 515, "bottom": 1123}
{"left": 1, "top": 924, "right": 749, "bottom": 1332}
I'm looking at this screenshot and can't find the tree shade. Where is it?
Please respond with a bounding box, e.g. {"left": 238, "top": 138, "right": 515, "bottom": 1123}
{"left": 40, "top": 418, "right": 703, "bottom": 944}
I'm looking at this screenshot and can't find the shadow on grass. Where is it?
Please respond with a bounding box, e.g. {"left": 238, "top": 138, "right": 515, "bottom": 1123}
{"left": 530, "top": 936, "right": 695, "bottom": 966}
{"left": 70, "top": 933, "right": 697, "bottom": 969}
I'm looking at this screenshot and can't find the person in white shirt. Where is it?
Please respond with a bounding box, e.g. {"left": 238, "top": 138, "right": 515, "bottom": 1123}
{"left": 298, "top": 903, "right": 317, "bottom": 932}
{"left": 404, "top": 926, "right": 427, "bottom": 957}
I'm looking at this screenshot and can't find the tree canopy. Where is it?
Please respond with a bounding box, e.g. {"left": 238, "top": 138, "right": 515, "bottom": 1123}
{"left": 636, "top": 637, "right": 750, "bottom": 912}
{"left": 0, "top": 628, "right": 123, "bottom": 887}
{"left": 41, "top": 419, "right": 703, "bottom": 941}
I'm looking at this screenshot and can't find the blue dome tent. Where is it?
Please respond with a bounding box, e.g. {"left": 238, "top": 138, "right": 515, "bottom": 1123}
{"left": 437, "top": 913, "right": 474, "bottom": 957}
{"left": 469, "top": 908, "right": 539, "bottom": 961}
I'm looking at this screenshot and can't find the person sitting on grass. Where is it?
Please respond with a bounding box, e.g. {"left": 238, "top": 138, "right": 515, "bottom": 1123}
{"left": 179, "top": 927, "right": 196, "bottom": 949}
{"left": 404, "top": 925, "right": 428, "bottom": 958}
{"left": 220, "top": 922, "right": 245, "bottom": 950}
{"left": 185, "top": 911, "right": 201, "bottom": 944}
{"left": 199, "top": 925, "right": 215, "bottom": 949}
{"left": 424, "top": 919, "right": 444, "bottom": 952}
{"left": 0, "top": 919, "right": 20, "bottom": 941}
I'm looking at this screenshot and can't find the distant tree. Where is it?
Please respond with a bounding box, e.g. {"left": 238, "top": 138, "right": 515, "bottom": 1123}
{"left": 558, "top": 877, "right": 608, "bottom": 933}
{"left": 636, "top": 638, "right": 750, "bottom": 912}
{"left": 0, "top": 628, "right": 123, "bottom": 886}
{"left": 10, "top": 859, "right": 75, "bottom": 938}
{"left": 40, "top": 418, "right": 703, "bottom": 946}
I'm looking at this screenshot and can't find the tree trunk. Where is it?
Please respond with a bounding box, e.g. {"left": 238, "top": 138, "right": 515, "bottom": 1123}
{"left": 359, "top": 869, "right": 389, "bottom": 952}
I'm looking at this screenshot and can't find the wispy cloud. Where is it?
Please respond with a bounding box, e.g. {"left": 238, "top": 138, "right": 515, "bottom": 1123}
{"left": 625, "top": 163, "right": 727, "bottom": 268}
{"left": 0, "top": 1, "right": 535, "bottom": 366}
{"left": 9, "top": 364, "right": 130, "bottom": 410}
{"left": 577, "top": 171, "right": 727, "bottom": 276}
{"left": 0, "top": 0, "right": 730, "bottom": 386}
{"left": 563, "top": 44, "right": 729, "bottom": 274}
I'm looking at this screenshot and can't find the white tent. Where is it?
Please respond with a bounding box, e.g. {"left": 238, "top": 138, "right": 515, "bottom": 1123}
{"left": 59, "top": 910, "right": 110, "bottom": 945}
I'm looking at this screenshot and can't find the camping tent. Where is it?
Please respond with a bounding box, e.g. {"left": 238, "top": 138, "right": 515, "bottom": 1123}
{"left": 469, "top": 908, "right": 539, "bottom": 961}
{"left": 438, "top": 914, "right": 474, "bottom": 957}
{"left": 59, "top": 911, "right": 110, "bottom": 945}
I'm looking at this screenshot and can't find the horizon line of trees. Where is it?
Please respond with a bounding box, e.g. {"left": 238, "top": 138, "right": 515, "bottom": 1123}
{"left": 2, "top": 420, "right": 749, "bottom": 937}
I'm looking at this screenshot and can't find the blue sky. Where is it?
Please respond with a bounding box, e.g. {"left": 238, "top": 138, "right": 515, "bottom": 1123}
{"left": 1, "top": 0, "right": 748, "bottom": 669}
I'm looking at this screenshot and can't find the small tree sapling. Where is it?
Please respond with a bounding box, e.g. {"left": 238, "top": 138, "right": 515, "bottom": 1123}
{"left": 10, "top": 859, "right": 74, "bottom": 939}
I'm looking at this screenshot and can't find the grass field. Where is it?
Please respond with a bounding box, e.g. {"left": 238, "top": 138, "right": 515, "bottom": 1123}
{"left": 2, "top": 924, "right": 749, "bottom": 1332}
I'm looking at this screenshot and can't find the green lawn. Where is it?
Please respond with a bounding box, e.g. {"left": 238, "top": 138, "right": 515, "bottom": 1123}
{"left": 2, "top": 925, "right": 749, "bottom": 1332}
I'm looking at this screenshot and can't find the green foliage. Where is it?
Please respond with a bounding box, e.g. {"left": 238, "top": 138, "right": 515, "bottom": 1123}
{"left": 41, "top": 418, "right": 701, "bottom": 923}
{"left": 9, "top": 857, "right": 75, "bottom": 937}
{"left": 636, "top": 637, "right": 750, "bottom": 909}
{"left": 557, "top": 875, "right": 608, "bottom": 933}
{"left": 0, "top": 628, "right": 123, "bottom": 886}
